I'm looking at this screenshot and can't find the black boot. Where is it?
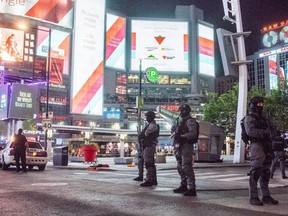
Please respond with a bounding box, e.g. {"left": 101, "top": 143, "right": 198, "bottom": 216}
{"left": 282, "top": 176, "right": 287, "bottom": 179}
{"left": 250, "top": 197, "right": 263, "bottom": 206}
{"left": 152, "top": 180, "right": 158, "bottom": 186}
{"left": 183, "top": 189, "right": 197, "bottom": 196}
{"left": 133, "top": 176, "right": 143, "bottom": 181}
{"left": 262, "top": 196, "right": 279, "bottom": 205}
{"left": 173, "top": 185, "right": 188, "bottom": 193}
{"left": 140, "top": 181, "right": 153, "bottom": 187}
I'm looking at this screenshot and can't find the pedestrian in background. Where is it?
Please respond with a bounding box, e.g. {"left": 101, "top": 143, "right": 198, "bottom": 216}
{"left": 270, "top": 131, "right": 287, "bottom": 179}
{"left": 14, "top": 128, "right": 28, "bottom": 172}
{"left": 138, "top": 111, "right": 159, "bottom": 187}
{"left": 244, "top": 96, "right": 278, "bottom": 206}
{"left": 172, "top": 104, "right": 199, "bottom": 196}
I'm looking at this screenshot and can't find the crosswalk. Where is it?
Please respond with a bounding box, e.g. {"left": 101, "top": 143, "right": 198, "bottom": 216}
{"left": 75, "top": 169, "right": 288, "bottom": 188}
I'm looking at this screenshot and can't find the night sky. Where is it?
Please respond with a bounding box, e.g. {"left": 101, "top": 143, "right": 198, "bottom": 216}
{"left": 107, "top": 0, "right": 288, "bottom": 56}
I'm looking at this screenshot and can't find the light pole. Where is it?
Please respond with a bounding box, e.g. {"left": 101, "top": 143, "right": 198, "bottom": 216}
{"left": 137, "top": 59, "right": 143, "bottom": 134}
{"left": 44, "top": 28, "right": 52, "bottom": 150}
{"left": 222, "top": 0, "right": 250, "bottom": 163}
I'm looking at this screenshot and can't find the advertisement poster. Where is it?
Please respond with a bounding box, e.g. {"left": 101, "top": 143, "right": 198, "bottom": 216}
{"left": 71, "top": 0, "right": 105, "bottom": 115}
{"left": 8, "top": 83, "right": 38, "bottom": 119}
{"left": 131, "top": 20, "right": 189, "bottom": 72}
{"left": 0, "top": 0, "right": 73, "bottom": 28}
{"left": 0, "top": 85, "right": 8, "bottom": 120}
{"left": 106, "top": 13, "right": 126, "bottom": 70}
{"left": 198, "top": 23, "right": 215, "bottom": 77}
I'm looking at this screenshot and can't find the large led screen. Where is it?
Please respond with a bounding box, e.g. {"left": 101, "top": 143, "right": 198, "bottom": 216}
{"left": 268, "top": 54, "right": 285, "bottom": 90}
{"left": 8, "top": 83, "right": 38, "bottom": 119}
{"left": 131, "top": 20, "right": 189, "bottom": 72}
{"left": 198, "top": 23, "right": 215, "bottom": 76}
{"left": 0, "top": 85, "right": 8, "bottom": 120}
{"left": 0, "top": 0, "right": 73, "bottom": 28}
{"left": 36, "top": 27, "right": 70, "bottom": 78}
{"left": 71, "top": 0, "right": 105, "bottom": 115}
{"left": 106, "top": 13, "right": 126, "bottom": 70}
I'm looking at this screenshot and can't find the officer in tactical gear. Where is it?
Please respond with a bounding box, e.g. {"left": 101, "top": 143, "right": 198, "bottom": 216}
{"left": 133, "top": 124, "right": 147, "bottom": 182}
{"left": 172, "top": 104, "right": 198, "bottom": 196}
{"left": 244, "top": 96, "right": 279, "bottom": 206}
{"left": 270, "top": 131, "right": 287, "bottom": 179}
{"left": 138, "top": 111, "right": 159, "bottom": 187}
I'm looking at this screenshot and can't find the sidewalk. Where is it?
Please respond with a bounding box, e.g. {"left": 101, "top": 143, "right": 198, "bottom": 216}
{"left": 48, "top": 155, "right": 250, "bottom": 171}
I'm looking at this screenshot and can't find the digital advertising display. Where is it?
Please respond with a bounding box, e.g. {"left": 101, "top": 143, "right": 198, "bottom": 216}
{"left": 0, "top": 85, "right": 9, "bottom": 120}
{"left": 0, "top": 26, "right": 36, "bottom": 75}
{"left": 261, "top": 19, "right": 288, "bottom": 48}
{"left": 198, "top": 23, "right": 215, "bottom": 77}
{"left": 106, "top": 13, "right": 126, "bottom": 70}
{"left": 36, "top": 28, "right": 70, "bottom": 77}
{"left": 0, "top": 0, "right": 74, "bottom": 28}
{"left": 71, "top": 0, "right": 105, "bottom": 115}
{"left": 131, "top": 19, "right": 189, "bottom": 72}
{"left": 8, "top": 83, "right": 38, "bottom": 119}
{"left": 268, "top": 54, "right": 285, "bottom": 90}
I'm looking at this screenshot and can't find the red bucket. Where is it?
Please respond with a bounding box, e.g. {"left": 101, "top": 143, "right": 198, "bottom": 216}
{"left": 82, "top": 145, "right": 98, "bottom": 162}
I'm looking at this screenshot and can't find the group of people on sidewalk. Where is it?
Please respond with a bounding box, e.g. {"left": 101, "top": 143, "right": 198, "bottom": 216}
{"left": 133, "top": 97, "right": 287, "bottom": 206}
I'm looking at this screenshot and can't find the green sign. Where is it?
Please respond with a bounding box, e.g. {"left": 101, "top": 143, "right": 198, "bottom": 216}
{"left": 146, "top": 67, "right": 159, "bottom": 83}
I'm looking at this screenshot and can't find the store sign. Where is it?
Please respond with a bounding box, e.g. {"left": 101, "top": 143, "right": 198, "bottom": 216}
{"left": 259, "top": 46, "right": 288, "bottom": 58}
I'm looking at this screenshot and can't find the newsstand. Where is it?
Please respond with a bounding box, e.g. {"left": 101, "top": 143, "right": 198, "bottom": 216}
{"left": 53, "top": 146, "right": 68, "bottom": 166}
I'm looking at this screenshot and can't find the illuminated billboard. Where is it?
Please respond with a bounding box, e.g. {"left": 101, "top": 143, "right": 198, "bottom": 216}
{"left": 268, "top": 54, "right": 285, "bottom": 90}
{"left": 131, "top": 19, "right": 189, "bottom": 72}
{"left": 36, "top": 28, "right": 70, "bottom": 76}
{"left": 8, "top": 83, "right": 38, "bottom": 119}
{"left": 0, "top": 27, "right": 35, "bottom": 63}
{"left": 0, "top": 0, "right": 73, "bottom": 28}
{"left": 106, "top": 13, "right": 126, "bottom": 70}
{"left": 261, "top": 19, "right": 288, "bottom": 48}
{"left": 71, "top": 0, "right": 105, "bottom": 115}
{"left": 0, "top": 85, "right": 8, "bottom": 120}
{"left": 198, "top": 23, "right": 215, "bottom": 76}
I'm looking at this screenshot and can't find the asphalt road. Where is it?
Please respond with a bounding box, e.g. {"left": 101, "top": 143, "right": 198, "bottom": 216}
{"left": 0, "top": 164, "right": 288, "bottom": 216}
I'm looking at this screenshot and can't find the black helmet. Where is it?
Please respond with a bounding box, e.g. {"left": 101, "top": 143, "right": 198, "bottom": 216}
{"left": 179, "top": 104, "right": 191, "bottom": 117}
{"left": 145, "top": 111, "right": 155, "bottom": 119}
{"left": 249, "top": 96, "right": 264, "bottom": 115}
{"left": 145, "top": 111, "right": 155, "bottom": 123}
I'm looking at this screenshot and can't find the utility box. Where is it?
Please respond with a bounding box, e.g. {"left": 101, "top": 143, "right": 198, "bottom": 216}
{"left": 53, "top": 146, "right": 68, "bottom": 166}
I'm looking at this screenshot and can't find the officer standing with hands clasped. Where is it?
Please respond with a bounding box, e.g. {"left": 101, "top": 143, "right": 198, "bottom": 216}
{"left": 138, "top": 111, "right": 159, "bottom": 187}
{"left": 172, "top": 104, "right": 199, "bottom": 196}
{"left": 244, "top": 96, "right": 279, "bottom": 206}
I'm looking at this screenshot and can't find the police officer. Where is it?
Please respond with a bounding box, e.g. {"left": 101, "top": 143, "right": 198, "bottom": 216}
{"left": 270, "top": 131, "right": 287, "bottom": 179}
{"left": 14, "top": 128, "right": 28, "bottom": 172}
{"left": 133, "top": 124, "right": 147, "bottom": 182}
{"left": 172, "top": 104, "right": 198, "bottom": 196}
{"left": 138, "top": 111, "right": 159, "bottom": 187}
{"left": 244, "top": 96, "right": 278, "bottom": 206}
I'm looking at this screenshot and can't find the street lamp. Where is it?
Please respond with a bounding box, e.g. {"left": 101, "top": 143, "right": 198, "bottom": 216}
{"left": 137, "top": 59, "right": 143, "bottom": 134}
{"left": 44, "top": 28, "right": 52, "bottom": 150}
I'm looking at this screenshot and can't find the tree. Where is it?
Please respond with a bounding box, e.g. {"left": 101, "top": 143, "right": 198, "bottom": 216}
{"left": 203, "top": 84, "right": 267, "bottom": 135}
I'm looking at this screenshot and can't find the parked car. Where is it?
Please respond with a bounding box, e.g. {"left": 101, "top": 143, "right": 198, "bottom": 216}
{"left": 0, "top": 141, "right": 48, "bottom": 171}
